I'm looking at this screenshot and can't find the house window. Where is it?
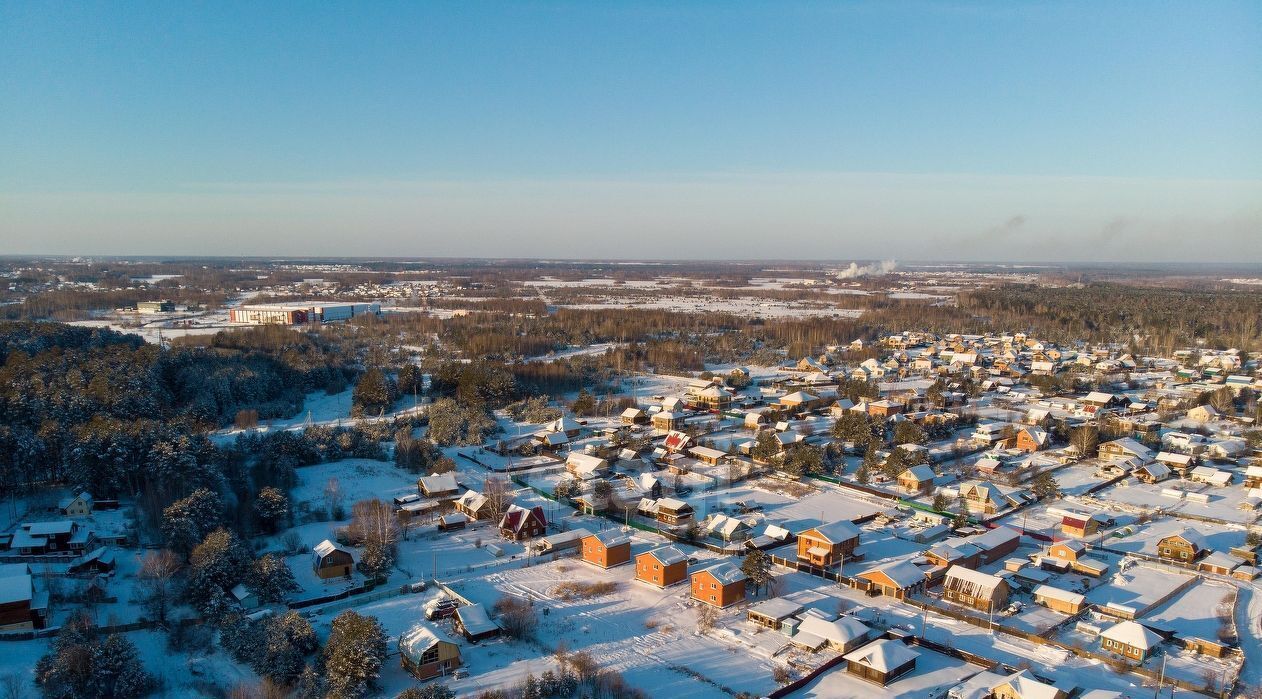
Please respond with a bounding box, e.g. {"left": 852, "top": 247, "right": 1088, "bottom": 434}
{"left": 710, "top": 595, "right": 716, "bottom": 602}
{"left": 1180, "top": 551, "right": 1188, "bottom": 560}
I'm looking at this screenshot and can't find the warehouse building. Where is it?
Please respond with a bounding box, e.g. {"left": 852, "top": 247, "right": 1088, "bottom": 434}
{"left": 229, "top": 301, "right": 381, "bottom": 325}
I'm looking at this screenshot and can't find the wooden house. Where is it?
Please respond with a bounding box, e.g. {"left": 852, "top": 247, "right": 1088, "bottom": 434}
{"left": 58, "top": 492, "right": 93, "bottom": 517}
{"left": 942, "top": 565, "right": 1009, "bottom": 611}
{"left": 635, "top": 546, "right": 688, "bottom": 588}
{"left": 652, "top": 411, "right": 684, "bottom": 431}
{"left": 566, "top": 453, "right": 609, "bottom": 480}
{"left": 793, "top": 613, "right": 873, "bottom": 653}
{"left": 312, "top": 539, "right": 354, "bottom": 579}
{"left": 399, "top": 624, "right": 462, "bottom": 680}
{"left": 796, "top": 521, "right": 860, "bottom": 568}
{"left": 417, "top": 473, "right": 460, "bottom": 499}
{"left": 990, "top": 671, "right": 1069, "bottom": 699}
{"left": 897, "top": 465, "right": 936, "bottom": 495}
{"left": 0, "top": 565, "right": 45, "bottom": 630}
{"left": 843, "top": 639, "right": 919, "bottom": 686}
{"left": 1100, "top": 620, "right": 1163, "bottom": 661}
{"left": 8, "top": 521, "right": 92, "bottom": 556}
{"left": 688, "top": 446, "right": 727, "bottom": 466}
{"left": 1156, "top": 528, "right": 1208, "bottom": 563}
{"left": 581, "top": 531, "right": 632, "bottom": 569}
{"left": 746, "top": 598, "right": 803, "bottom": 631}
{"left": 453, "top": 603, "right": 501, "bottom": 642}
{"left": 498, "top": 504, "right": 547, "bottom": 541}
{"left": 453, "top": 490, "right": 496, "bottom": 520}
{"left": 857, "top": 560, "right": 926, "bottom": 599}
{"left": 620, "top": 407, "right": 648, "bottom": 425}
{"left": 691, "top": 562, "right": 746, "bottom": 608}
{"left": 1031, "top": 584, "right": 1086, "bottom": 614}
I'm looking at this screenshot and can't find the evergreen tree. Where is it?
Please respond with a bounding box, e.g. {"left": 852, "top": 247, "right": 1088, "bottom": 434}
{"left": 161, "top": 487, "right": 222, "bottom": 557}
{"left": 570, "top": 389, "right": 596, "bottom": 416}
{"left": 357, "top": 540, "right": 394, "bottom": 583}
{"left": 1031, "top": 471, "right": 1060, "bottom": 500}
{"left": 91, "top": 634, "right": 153, "bottom": 698}
{"left": 253, "top": 486, "right": 289, "bottom": 533}
{"left": 247, "top": 553, "right": 299, "bottom": 604}
{"left": 352, "top": 367, "right": 394, "bottom": 417}
{"left": 740, "top": 549, "right": 773, "bottom": 595}
{"left": 186, "top": 528, "right": 251, "bottom": 615}
{"left": 323, "top": 611, "right": 387, "bottom": 699}
{"left": 259, "top": 612, "right": 319, "bottom": 685}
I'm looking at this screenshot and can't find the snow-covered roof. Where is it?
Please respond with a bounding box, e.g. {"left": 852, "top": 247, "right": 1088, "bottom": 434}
{"left": 588, "top": 530, "right": 632, "bottom": 548}
{"left": 1100, "top": 620, "right": 1162, "bottom": 651}
{"left": 797, "top": 614, "right": 871, "bottom": 647}
{"left": 698, "top": 561, "right": 746, "bottom": 585}
{"left": 642, "top": 545, "right": 688, "bottom": 567}
{"left": 863, "top": 560, "right": 925, "bottom": 588}
{"left": 747, "top": 598, "right": 803, "bottom": 620}
{"left": 803, "top": 521, "right": 861, "bottom": 544}
{"left": 842, "top": 638, "right": 919, "bottom": 672}
{"left": 0, "top": 574, "right": 32, "bottom": 606}
{"left": 944, "top": 565, "right": 1005, "bottom": 592}
{"left": 1161, "top": 527, "right": 1208, "bottom": 551}
{"left": 399, "top": 623, "right": 457, "bottom": 661}
{"left": 1031, "top": 584, "right": 1084, "bottom": 607}
{"left": 455, "top": 603, "right": 499, "bottom": 635}
{"left": 313, "top": 539, "right": 350, "bottom": 558}
{"left": 900, "top": 464, "right": 936, "bottom": 482}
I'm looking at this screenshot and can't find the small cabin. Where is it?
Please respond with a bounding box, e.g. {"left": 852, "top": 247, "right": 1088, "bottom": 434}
{"left": 312, "top": 540, "right": 354, "bottom": 579}
{"left": 399, "top": 624, "right": 462, "bottom": 680}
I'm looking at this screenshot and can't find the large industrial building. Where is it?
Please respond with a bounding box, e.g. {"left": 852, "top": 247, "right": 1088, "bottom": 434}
{"left": 229, "top": 301, "right": 381, "bottom": 325}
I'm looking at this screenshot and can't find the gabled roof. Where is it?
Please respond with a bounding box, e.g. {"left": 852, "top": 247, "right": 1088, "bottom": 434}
{"left": 1160, "top": 527, "right": 1208, "bottom": 551}
{"left": 842, "top": 638, "right": 919, "bottom": 672}
{"left": 499, "top": 504, "right": 547, "bottom": 533}
{"left": 455, "top": 603, "right": 499, "bottom": 635}
{"left": 1101, "top": 620, "right": 1162, "bottom": 651}
{"left": 797, "top": 614, "right": 871, "bottom": 646}
{"left": 861, "top": 560, "right": 925, "bottom": 588}
{"left": 900, "top": 464, "right": 936, "bottom": 482}
{"left": 313, "top": 539, "right": 351, "bottom": 558}
{"left": 642, "top": 545, "right": 688, "bottom": 566}
{"left": 944, "top": 564, "right": 1005, "bottom": 592}
{"left": 399, "top": 622, "right": 457, "bottom": 661}
{"left": 697, "top": 561, "right": 746, "bottom": 585}
{"left": 802, "top": 521, "right": 860, "bottom": 544}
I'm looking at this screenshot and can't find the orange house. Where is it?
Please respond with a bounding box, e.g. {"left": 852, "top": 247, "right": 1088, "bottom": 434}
{"left": 1014, "top": 427, "right": 1049, "bottom": 453}
{"left": 796, "top": 521, "right": 860, "bottom": 567}
{"left": 691, "top": 562, "right": 747, "bottom": 608}
{"left": 636, "top": 546, "right": 688, "bottom": 588}
{"left": 581, "top": 531, "right": 632, "bottom": 569}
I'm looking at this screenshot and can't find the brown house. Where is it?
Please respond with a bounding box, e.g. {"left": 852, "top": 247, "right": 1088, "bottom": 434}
{"left": 897, "top": 465, "right": 936, "bottom": 495}
{"left": 0, "top": 565, "right": 46, "bottom": 630}
{"left": 636, "top": 546, "right": 688, "bottom": 588}
{"left": 691, "top": 562, "right": 747, "bottom": 608}
{"left": 942, "top": 565, "right": 1009, "bottom": 611}
{"left": 796, "top": 521, "right": 860, "bottom": 568}
{"left": 1157, "top": 528, "right": 1208, "bottom": 563}
{"left": 581, "top": 531, "right": 632, "bottom": 569}
{"left": 399, "top": 624, "right": 462, "bottom": 680}
{"left": 843, "top": 639, "right": 919, "bottom": 686}
{"left": 453, "top": 490, "right": 495, "bottom": 520}
{"left": 1031, "top": 584, "right": 1087, "bottom": 615}
{"left": 652, "top": 497, "right": 695, "bottom": 526}
{"left": 499, "top": 505, "right": 547, "bottom": 541}
{"left": 1100, "top": 620, "right": 1163, "bottom": 661}
{"left": 1060, "top": 514, "right": 1100, "bottom": 539}
{"left": 312, "top": 540, "right": 354, "bottom": 579}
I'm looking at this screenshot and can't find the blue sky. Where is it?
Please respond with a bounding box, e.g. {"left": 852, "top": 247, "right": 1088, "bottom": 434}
{"left": 1, "top": 1, "right": 1259, "bottom": 260}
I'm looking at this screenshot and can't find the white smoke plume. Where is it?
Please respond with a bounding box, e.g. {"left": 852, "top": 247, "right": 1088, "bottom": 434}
{"left": 833, "top": 260, "right": 897, "bottom": 279}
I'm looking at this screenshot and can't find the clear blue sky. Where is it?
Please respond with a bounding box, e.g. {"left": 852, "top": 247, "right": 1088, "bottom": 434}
{"left": 1, "top": 1, "right": 1259, "bottom": 260}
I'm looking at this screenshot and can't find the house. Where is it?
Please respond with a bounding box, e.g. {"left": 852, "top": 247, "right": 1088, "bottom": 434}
{"left": 437, "top": 512, "right": 469, "bottom": 532}
{"left": 1081, "top": 391, "right": 1120, "bottom": 413}
{"left": 8, "top": 521, "right": 92, "bottom": 555}
{"left": 867, "top": 399, "right": 904, "bottom": 419}
{"left": 1134, "top": 461, "right": 1171, "bottom": 484}
{"left": 1154, "top": 451, "right": 1194, "bottom": 474}
{"left": 843, "top": 638, "right": 919, "bottom": 686}
{"left": 1098, "top": 437, "right": 1153, "bottom": 464}
{"left": 498, "top": 505, "right": 547, "bottom": 541}
{"left": 705, "top": 513, "right": 751, "bottom": 542}
{"left": 417, "top": 473, "right": 460, "bottom": 499}
{"left": 857, "top": 560, "right": 926, "bottom": 599}
{"left": 897, "top": 465, "right": 936, "bottom": 495}
{"left": 1157, "top": 528, "right": 1208, "bottom": 563}
{"left": 796, "top": 521, "right": 861, "bottom": 567}
{"left": 1189, "top": 466, "right": 1233, "bottom": 487}
{"left": 652, "top": 411, "right": 684, "bottom": 431}
{"left": 747, "top": 598, "right": 804, "bottom": 631}
{"left": 693, "top": 385, "right": 732, "bottom": 410}
{"left": 792, "top": 613, "right": 873, "bottom": 653}
{"left": 1100, "top": 620, "right": 1163, "bottom": 661}
{"left": 566, "top": 453, "right": 609, "bottom": 480}
{"left": 635, "top": 546, "right": 688, "bottom": 588}
{"left": 1198, "top": 551, "right": 1240, "bottom": 576}
{"left": 620, "top": 407, "right": 648, "bottom": 425}
{"left": 959, "top": 481, "right": 1017, "bottom": 515}
{"left": 1031, "top": 584, "right": 1086, "bottom": 614}
{"left": 312, "top": 540, "right": 354, "bottom": 579}
{"left": 0, "top": 564, "right": 46, "bottom": 630}
{"left": 399, "top": 623, "right": 462, "bottom": 680}
{"left": 67, "top": 547, "right": 116, "bottom": 575}
{"left": 1043, "top": 541, "right": 1109, "bottom": 576}
{"left": 58, "top": 492, "right": 93, "bottom": 517}
{"left": 662, "top": 430, "right": 691, "bottom": 452}
{"left": 1015, "top": 427, "right": 1049, "bottom": 453}
{"left": 1060, "top": 513, "right": 1105, "bottom": 539}
{"left": 989, "top": 670, "right": 1070, "bottom": 699}
{"left": 688, "top": 446, "right": 727, "bottom": 466}
{"left": 1245, "top": 463, "right": 1262, "bottom": 489}
{"left": 1186, "top": 405, "right": 1221, "bottom": 422}
{"left": 453, "top": 490, "right": 496, "bottom": 520}
{"left": 942, "top": 565, "right": 1009, "bottom": 611}
{"left": 230, "top": 583, "right": 260, "bottom": 610}
{"left": 691, "top": 562, "right": 747, "bottom": 607}
{"left": 581, "top": 531, "right": 632, "bottom": 569}
{"left": 656, "top": 497, "right": 695, "bottom": 525}
{"left": 546, "top": 416, "right": 583, "bottom": 438}
{"left": 453, "top": 603, "right": 501, "bottom": 642}
{"left": 780, "top": 390, "right": 822, "bottom": 412}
